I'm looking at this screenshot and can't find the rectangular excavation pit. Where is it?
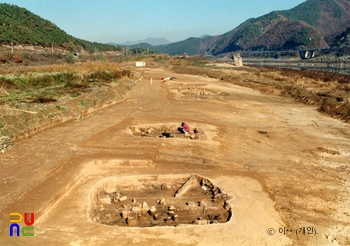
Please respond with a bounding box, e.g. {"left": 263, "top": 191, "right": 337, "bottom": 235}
{"left": 88, "top": 174, "right": 233, "bottom": 227}
{"left": 128, "top": 122, "right": 216, "bottom": 142}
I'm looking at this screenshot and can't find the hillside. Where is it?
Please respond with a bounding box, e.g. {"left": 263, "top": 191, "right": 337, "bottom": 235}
{"left": 125, "top": 37, "right": 202, "bottom": 56}
{"left": 200, "top": 0, "right": 350, "bottom": 55}
{"left": 332, "top": 27, "right": 350, "bottom": 48}
{"left": 154, "top": 37, "right": 202, "bottom": 56}
{"left": 0, "top": 3, "right": 119, "bottom": 53}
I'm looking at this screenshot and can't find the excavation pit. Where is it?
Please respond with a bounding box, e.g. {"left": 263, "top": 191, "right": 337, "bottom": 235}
{"left": 129, "top": 124, "right": 205, "bottom": 140}
{"left": 171, "top": 87, "right": 231, "bottom": 100}
{"left": 88, "top": 174, "right": 233, "bottom": 227}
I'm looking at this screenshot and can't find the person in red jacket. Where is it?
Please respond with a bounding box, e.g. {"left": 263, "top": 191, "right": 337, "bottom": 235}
{"left": 179, "top": 122, "right": 190, "bottom": 134}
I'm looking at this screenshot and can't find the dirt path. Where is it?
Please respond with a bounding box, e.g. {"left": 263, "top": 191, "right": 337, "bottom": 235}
{"left": 0, "top": 67, "right": 349, "bottom": 245}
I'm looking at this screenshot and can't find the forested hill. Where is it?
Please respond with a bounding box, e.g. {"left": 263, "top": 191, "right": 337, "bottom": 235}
{"left": 199, "top": 0, "right": 350, "bottom": 55}
{"left": 0, "top": 3, "right": 119, "bottom": 52}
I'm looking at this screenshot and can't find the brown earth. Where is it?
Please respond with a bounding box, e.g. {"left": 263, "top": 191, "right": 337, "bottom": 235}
{"left": 0, "top": 64, "right": 349, "bottom": 245}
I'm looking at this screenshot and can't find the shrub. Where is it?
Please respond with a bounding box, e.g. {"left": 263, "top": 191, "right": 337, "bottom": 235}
{"left": 0, "top": 54, "right": 7, "bottom": 63}
{"left": 13, "top": 54, "right": 23, "bottom": 63}
{"left": 66, "top": 54, "right": 74, "bottom": 64}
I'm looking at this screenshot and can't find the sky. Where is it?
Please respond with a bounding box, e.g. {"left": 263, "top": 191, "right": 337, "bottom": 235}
{"left": 3, "top": 0, "right": 306, "bottom": 44}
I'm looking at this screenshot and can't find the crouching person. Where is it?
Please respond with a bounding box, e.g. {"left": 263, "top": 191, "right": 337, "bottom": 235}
{"left": 178, "top": 122, "right": 190, "bottom": 134}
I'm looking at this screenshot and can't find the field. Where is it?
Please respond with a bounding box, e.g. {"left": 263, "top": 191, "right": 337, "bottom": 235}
{"left": 0, "top": 57, "right": 349, "bottom": 245}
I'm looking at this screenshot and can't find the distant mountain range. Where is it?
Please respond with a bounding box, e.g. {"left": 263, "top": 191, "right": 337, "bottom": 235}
{"left": 200, "top": 0, "right": 350, "bottom": 56}
{"left": 121, "top": 37, "right": 172, "bottom": 46}
{"left": 115, "top": 0, "right": 350, "bottom": 56}
{"left": 1, "top": 0, "right": 349, "bottom": 57}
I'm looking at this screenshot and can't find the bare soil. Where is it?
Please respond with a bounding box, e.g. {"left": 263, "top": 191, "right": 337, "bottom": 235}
{"left": 172, "top": 64, "right": 350, "bottom": 122}
{"left": 0, "top": 63, "right": 349, "bottom": 245}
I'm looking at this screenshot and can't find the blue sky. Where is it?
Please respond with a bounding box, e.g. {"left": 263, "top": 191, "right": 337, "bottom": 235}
{"left": 3, "top": 0, "right": 306, "bottom": 44}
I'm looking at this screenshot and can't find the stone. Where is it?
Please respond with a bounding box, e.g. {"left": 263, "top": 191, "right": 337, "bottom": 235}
{"left": 121, "top": 211, "right": 129, "bottom": 219}
{"left": 160, "top": 198, "right": 166, "bottom": 205}
{"left": 0, "top": 136, "right": 14, "bottom": 154}
{"left": 126, "top": 217, "right": 137, "bottom": 226}
{"left": 104, "top": 185, "right": 116, "bottom": 194}
{"left": 172, "top": 215, "right": 179, "bottom": 222}
{"left": 153, "top": 213, "right": 163, "bottom": 221}
{"left": 99, "top": 197, "right": 111, "bottom": 204}
{"left": 75, "top": 114, "right": 84, "bottom": 121}
{"left": 131, "top": 206, "right": 140, "bottom": 212}
{"left": 175, "top": 175, "right": 198, "bottom": 197}
{"left": 149, "top": 206, "right": 157, "bottom": 215}
{"left": 193, "top": 219, "right": 210, "bottom": 225}
{"left": 168, "top": 206, "right": 176, "bottom": 211}
{"left": 119, "top": 196, "right": 127, "bottom": 202}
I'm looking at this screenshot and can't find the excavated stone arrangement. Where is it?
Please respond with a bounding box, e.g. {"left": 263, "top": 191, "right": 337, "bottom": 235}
{"left": 89, "top": 175, "right": 232, "bottom": 227}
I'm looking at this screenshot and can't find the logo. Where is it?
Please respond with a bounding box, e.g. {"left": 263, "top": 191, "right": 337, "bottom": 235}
{"left": 9, "top": 212, "right": 35, "bottom": 237}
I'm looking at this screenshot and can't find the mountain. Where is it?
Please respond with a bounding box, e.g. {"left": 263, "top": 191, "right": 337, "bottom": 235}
{"left": 124, "top": 37, "right": 202, "bottom": 56}
{"left": 332, "top": 27, "right": 350, "bottom": 48}
{"left": 122, "top": 37, "right": 172, "bottom": 46}
{"left": 0, "top": 3, "right": 119, "bottom": 52}
{"left": 155, "top": 37, "right": 202, "bottom": 56}
{"left": 200, "top": 0, "right": 350, "bottom": 55}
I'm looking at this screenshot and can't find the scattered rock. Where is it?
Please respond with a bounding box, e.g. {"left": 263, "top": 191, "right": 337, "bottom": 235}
{"left": 131, "top": 206, "right": 141, "bottom": 212}
{"left": 0, "top": 136, "right": 14, "bottom": 154}
{"left": 193, "top": 219, "right": 210, "bottom": 225}
{"left": 153, "top": 213, "right": 163, "bottom": 221}
{"left": 162, "top": 132, "right": 174, "bottom": 138}
{"left": 90, "top": 174, "right": 232, "bottom": 227}
{"left": 164, "top": 217, "right": 172, "bottom": 222}
{"left": 172, "top": 215, "right": 179, "bottom": 222}
{"left": 149, "top": 206, "right": 157, "bottom": 215}
{"left": 119, "top": 196, "right": 128, "bottom": 202}
{"left": 126, "top": 217, "right": 137, "bottom": 226}
{"left": 104, "top": 185, "right": 117, "bottom": 194}
{"left": 121, "top": 211, "right": 129, "bottom": 219}
{"left": 98, "top": 197, "right": 111, "bottom": 204}
{"left": 160, "top": 198, "right": 166, "bottom": 205}
{"left": 75, "top": 114, "right": 84, "bottom": 121}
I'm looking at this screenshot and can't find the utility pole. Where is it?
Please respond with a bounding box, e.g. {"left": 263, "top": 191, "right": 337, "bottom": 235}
{"left": 10, "top": 24, "right": 14, "bottom": 53}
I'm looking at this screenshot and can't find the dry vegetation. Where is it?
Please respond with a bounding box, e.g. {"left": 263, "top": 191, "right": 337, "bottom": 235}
{"left": 171, "top": 60, "right": 350, "bottom": 122}
{"left": 0, "top": 61, "right": 135, "bottom": 139}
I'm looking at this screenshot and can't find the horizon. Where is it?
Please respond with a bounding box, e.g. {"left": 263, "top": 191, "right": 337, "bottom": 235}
{"left": 3, "top": 0, "right": 306, "bottom": 44}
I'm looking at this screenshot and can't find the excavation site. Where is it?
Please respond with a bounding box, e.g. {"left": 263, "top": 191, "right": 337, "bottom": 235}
{"left": 88, "top": 174, "right": 232, "bottom": 227}
{"left": 0, "top": 62, "right": 349, "bottom": 246}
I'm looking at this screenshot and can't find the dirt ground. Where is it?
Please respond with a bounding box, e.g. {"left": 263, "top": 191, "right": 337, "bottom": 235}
{"left": 0, "top": 65, "right": 349, "bottom": 245}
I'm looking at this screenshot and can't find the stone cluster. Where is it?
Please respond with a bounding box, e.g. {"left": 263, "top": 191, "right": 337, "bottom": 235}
{"left": 0, "top": 136, "right": 14, "bottom": 154}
